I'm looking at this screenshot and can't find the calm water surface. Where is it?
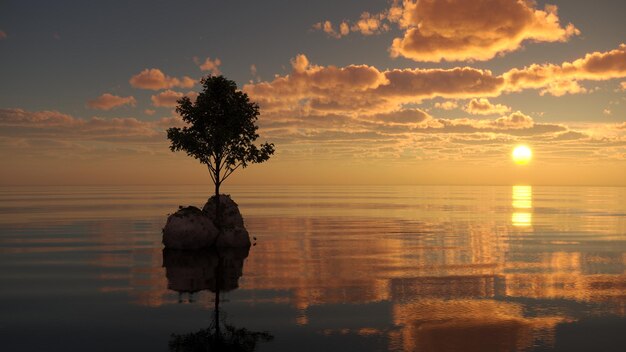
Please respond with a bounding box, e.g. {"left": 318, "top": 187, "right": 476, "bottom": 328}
{"left": 0, "top": 185, "right": 625, "bottom": 351}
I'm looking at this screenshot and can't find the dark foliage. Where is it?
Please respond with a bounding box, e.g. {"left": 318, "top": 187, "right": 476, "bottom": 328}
{"left": 167, "top": 76, "right": 274, "bottom": 195}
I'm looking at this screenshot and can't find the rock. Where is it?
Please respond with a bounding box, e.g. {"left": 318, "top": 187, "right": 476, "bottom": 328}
{"left": 215, "top": 227, "right": 251, "bottom": 248}
{"left": 202, "top": 194, "right": 245, "bottom": 229}
{"left": 162, "top": 206, "right": 218, "bottom": 249}
{"left": 163, "top": 195, "right": 250, "bottom": 249}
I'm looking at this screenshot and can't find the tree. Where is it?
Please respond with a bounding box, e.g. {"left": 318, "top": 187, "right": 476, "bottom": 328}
{"left": 167, "top": 75, "right": 274, "bottom": 199}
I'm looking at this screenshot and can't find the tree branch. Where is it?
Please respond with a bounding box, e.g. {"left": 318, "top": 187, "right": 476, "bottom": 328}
{"left": 221, "top": 163, "right": 242, "bottom": 182}
{"left": 207, "top": 165, "right": 216, "bottom": 184}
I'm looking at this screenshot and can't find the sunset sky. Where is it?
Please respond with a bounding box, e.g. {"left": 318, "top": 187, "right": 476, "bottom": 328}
{"left": 1, "top": 0, "right": 625, "bottom": 186}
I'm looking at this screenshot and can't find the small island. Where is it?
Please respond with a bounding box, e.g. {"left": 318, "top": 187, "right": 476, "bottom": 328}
{"left": 162, "top": 76, "right": 274, "bottom": 249}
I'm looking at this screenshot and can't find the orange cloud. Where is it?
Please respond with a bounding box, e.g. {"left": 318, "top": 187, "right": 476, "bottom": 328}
{"left": 129, "top": 68, "right": 195, "bottom": 90}
{"left": 0, "top": 30, "right": 6, "bottom": 40}
{"left": 434, "top": 101, "right": 459, "bottom": 110}
{"left": 247, "top": 45, "right": 626, "bottom": 118}
{"left": 491, "top": 111, "right": 534, "bottom": 129}
{"left": 87, "top": 93, "right": 136, "bottom": 110}
{"left": 151, "top": 90, "right": 183, "bottom": 108}
{"left": 244, "top": 54, "right": 502, "bottom": 116}
{"left": 351, "top": 12, "right": 389, "bottom": 35}
{"left": 313, "top": 20, "right": 352, "bottom": 39}
{"left": 0, "top": 108, "right": 167, "bottom": 142}
{"left": 196, "top": 57, "right": 221, "bottom": 75}
{"left": 151, "top": 90, "right": 198, "bottom": 108}
{"left": 504, "top": 44, "right": 626, "bottom": 95}
{"left": 465, "top": 98, "right": 511, "bottom": 115}
{"left": 339, "top": 22, "right": 350, "bottom": 36}
{"left": 390, "top": 0, "right": 579, "bottom": 62}
{"left": 362, "top": 108, "right": 432, "bottom": 124}
{"left": 315, "top": 0, "right": 578, "bottom": 62}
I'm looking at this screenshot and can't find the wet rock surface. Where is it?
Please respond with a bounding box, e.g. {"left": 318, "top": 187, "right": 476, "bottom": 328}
{"left": 162, "top": 195, "right": 251, "bottom": 249}
{"left": 162, "top": 206, "right": 218, "bottom": 249}
{"left": 202, "top": 195, "right": 245, "bottom": 229}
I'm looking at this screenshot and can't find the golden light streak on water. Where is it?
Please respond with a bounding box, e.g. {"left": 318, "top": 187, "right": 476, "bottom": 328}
{"left": 512, "top": 185, "right": 532, "bottom": 227}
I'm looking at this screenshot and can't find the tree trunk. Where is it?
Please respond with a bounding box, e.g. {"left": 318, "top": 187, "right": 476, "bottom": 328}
{"left": 214, "top": 157, "right": 223, "bottom": 230}
{"left": 214, "top": 180, "right": 221, "bottom": 229}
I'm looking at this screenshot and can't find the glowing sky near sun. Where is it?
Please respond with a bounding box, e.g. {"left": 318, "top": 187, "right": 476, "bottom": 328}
{"left": 0, "top": 0, "right": 625, "bottom": 185}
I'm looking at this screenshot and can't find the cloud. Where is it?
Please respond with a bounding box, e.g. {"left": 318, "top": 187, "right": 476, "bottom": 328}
{"left": 504, "top": 44, "right": 626, "bottom": 95}
{"left": 0, "top": 30, "right": 6, "bottom": 40}
{"left": 244, "top": 54, "right": 502, "bottom": 116}
{"left": 195, "top": 57, "right": 221, "bottom": 75}
{"left": 151, "top": 90, "right": 183, "bottom": 108}
{"left": 390, "top": 0, "right": 579, "bottom": 62}
{"left": 314, "top": 0, "right": 579, "bottom": 62}
{"left": 322, "top": 20, "right": 340, "bottom": 38}
{"left": 151, "top": 90, "right": 198, "bottom": 108}
{"left": 87, "top": 93, "right": 136, "bottom": 110}
{"left": 144, "top": 109, "right": 156, "bottom": 116}
{"left": 464, "top": 98, "right": 511, "bottom": 115}
{"left": 362, "top": 108, "right": 432, "bottom": 124}
{"left": 246, "top": 45, "right": 626, "bottom": 119}
{"left": 313, "top": 11, "right": 390, "bottom": 38}
{"left": 351, "top": 12, "right": 390, "bottom": 36}
{"left": 603, "top": 108, "right": 612, "bottom": 115}
{"left": 129, "top": 68, "right": 195, "bottom": 90}
{"left": 313, "top": 20, "right": 352, "bottom": 39}
{"left": 490, "top": 111, "right": 534, "bottom": 129}
{"left": 620, "top": 82, "right": 626, "bottom": 91}
{"left": 434, "top": 101, "right": 458, "bottom": 110}
{"left": 0, "top": 108, "right": 162, "bottom": 141}
{"left": 339, "top": 22, "right": 350, "bottom": 36}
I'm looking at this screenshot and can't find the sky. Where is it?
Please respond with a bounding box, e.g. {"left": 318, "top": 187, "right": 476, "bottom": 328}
{"left": 1, "top": 0, "right": 625, "bottom": 186}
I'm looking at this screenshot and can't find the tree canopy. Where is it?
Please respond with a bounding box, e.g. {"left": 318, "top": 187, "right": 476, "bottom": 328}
{"left": 167, "top": 76, "right": 274, "bottom": 195}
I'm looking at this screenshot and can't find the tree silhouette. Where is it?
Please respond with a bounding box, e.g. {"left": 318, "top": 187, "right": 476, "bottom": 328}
{"left": 167, "top": 76, "right": 274, "bottom": 198}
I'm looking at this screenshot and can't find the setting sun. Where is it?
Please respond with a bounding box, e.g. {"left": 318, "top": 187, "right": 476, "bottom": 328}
{"left": 512, "top": 145, "right": 532, "bottom": 165}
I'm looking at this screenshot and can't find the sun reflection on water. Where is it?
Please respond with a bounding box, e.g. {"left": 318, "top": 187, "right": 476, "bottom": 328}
{"left": 512, "top": 185, "right": 532, "bottom": 227}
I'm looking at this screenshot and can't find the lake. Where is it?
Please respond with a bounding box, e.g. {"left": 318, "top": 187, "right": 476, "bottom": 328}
{"left": 0, "top": 185, "right": 625, "bottom": 351}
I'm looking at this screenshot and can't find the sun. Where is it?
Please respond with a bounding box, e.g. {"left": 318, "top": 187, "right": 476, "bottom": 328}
{"left": 512, "top": 145, "right": 532, "bottom": 165}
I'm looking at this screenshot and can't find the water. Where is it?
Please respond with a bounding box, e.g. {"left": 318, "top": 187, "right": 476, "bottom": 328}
{"left": 0, "top": 185, "right": 625, "bottom": 351}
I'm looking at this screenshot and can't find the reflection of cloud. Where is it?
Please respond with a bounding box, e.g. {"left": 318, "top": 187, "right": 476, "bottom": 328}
{"left": 393, "top": 299, "right": 569, "bottom": 352}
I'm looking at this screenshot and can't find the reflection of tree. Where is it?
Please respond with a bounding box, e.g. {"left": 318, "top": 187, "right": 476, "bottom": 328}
{"left": 163, "top": 248, "right": 273, "bottom": 351}
{"left": 169, "top": 325, "right": 273, "bottom": 352}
